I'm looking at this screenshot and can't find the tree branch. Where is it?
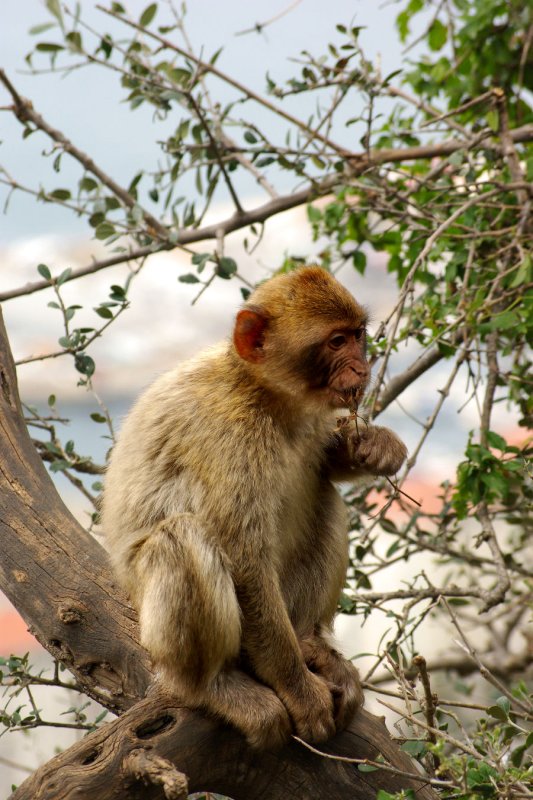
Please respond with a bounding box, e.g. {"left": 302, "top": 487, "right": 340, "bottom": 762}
{"left": 11, "top": 690, "right": 438, "bottom": 800}
{"left": 96, "top": 3, "right": 348, "bottom": 158}
{"left": 0, "top": 159, "right": 531, "bottom": 305}
{"left": 0, "top": 308, "right": 151, "bottom": 712}
{"left": 0, "top": 69, "right": 170, "bottom": 241}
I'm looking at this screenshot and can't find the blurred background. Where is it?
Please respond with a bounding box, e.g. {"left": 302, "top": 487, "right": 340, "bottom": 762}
{"left": 0, "top": 1, "right": 526, "bottom": 794}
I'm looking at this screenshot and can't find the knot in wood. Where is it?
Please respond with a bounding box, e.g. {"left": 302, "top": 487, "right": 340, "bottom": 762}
{"left": 58, "top": 603, "right": 84, "bottom": 624}
{"left": 124, "top": 749, "right": 188, "bottom": 800}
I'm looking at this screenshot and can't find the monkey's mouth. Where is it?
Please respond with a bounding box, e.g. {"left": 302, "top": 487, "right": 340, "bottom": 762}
{"left": 329, "top": 384, "right": 366, "bottom": 411}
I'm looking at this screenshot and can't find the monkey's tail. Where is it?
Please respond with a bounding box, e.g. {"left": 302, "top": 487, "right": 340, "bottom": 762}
{"left": 135, "top": 514, "right": 242, "bottom": 692}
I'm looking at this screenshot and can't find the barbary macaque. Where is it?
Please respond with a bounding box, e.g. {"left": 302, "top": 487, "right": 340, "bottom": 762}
{"left": 102, "top": 266, "right": 407, "bottom": 749}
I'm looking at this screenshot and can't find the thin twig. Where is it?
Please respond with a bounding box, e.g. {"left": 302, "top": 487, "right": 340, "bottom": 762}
{"left": 235, "top": 0, "right": 303, "bottom": 36}
{"left": 0, "top": 69, "right": 169, "bottom": 241}
{"left": 96, "top": 3, "right": 348, "bottom": 158}
{"left": 292, "top": 736, "right": 453, "bottom": 788}
{"left": 441, "top": 598, "right": 533, "bottom": 716}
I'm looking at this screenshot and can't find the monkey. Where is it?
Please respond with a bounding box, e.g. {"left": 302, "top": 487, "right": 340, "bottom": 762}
{"left": 102, "top": 266, "right": 407, "bottom": 750}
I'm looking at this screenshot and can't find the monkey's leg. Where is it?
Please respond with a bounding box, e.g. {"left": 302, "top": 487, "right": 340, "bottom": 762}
{"left": 133, "top": 515, "right": 290, "bottom": 749}
{"left": 134, "top": 514, "right": 242, "bottom": 690}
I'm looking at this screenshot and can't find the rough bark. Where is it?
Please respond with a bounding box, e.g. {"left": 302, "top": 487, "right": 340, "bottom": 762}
{"left": 10, "top": 691, "right": 440, "bottom": 800}
{"left": 0, "top": 309, "right": 438, "bottom": 800}
{"left": 0, "top": 310, "right": 152, "bottom": 712}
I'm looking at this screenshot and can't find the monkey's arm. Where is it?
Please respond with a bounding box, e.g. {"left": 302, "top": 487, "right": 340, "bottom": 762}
{"left": 325, "top": 424, "right": 407, "bottom": 482}
{"left": 230, "top": 550, "right": 336, "bottom": 743}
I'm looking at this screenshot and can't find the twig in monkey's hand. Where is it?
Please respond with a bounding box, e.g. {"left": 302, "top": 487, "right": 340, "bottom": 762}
{"left": 334, "top": 389, "right": 367, "bottom": 436}
{"left": 385, "top": 476, "right": 422, "bottom": 508}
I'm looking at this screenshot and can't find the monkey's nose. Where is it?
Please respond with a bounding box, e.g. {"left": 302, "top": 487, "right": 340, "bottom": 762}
{"left": 349, "top": 365, "right": 369, "bottom": 378}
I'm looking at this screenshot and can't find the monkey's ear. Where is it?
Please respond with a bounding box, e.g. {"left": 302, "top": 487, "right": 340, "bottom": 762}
{"left": 233, "top": 308, "right": 268, "bottom": 363}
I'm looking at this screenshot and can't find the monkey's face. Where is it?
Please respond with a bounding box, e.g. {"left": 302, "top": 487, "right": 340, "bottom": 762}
{"left": 295, "top": 326, "right": 370, "bottom": 410}
{"left": 232, "top": 267, "right": 370, "bottom": 412}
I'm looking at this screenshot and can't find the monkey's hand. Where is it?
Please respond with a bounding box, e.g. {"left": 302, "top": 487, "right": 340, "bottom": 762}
{"left": 347, "top": 424, "right": 407, "bottom": 477}
{"left": 279, "top": 669, "right": 336, "bottom": 744}
{"left": 301, "top": 637, "right": 363, "bottom": 732}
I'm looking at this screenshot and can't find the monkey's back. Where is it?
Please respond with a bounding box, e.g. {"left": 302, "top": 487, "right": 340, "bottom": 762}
{"left": 102, "top": 340, "right": 347, "bottom": 618}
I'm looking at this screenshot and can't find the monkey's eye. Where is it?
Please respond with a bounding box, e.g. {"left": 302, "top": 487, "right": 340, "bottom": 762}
{"left": 328, "top": 334, "right": 347, "bottom": 350}
{"left": 354, "top": 327, "right": 365, "bottom": 340}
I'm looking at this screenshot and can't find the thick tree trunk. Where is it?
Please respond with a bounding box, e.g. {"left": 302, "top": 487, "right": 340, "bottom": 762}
{"left": 0, "top": 311, "right": 151, "bottom": 712}
{"left": 9, "top": 691, "right": 438, "bottom": 800}
{"left": 0, "top": 310, "right": 438, "bottom": 800}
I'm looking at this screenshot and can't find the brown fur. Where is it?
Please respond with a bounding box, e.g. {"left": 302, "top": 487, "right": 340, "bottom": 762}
{"left": 102, "top": 266, "right": 407, "bottom": 749}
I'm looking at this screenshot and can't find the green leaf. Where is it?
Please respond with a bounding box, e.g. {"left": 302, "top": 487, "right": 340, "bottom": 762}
{"left": 95, "top": 306, "right": 114, "bottom": 319}
{"left": 45, "top": 0, "right": 63, "bottom": 24}
{"left": 29, "top": 23, "right": 56, "bottom": 35}
{"left": 489, "top": 310, "right": 519, "bottom": 330}
{"left": 448, "top": 150, "right": 465, "bottom": 167}
{"left": 191, "top": 252, "right": 211, "bottom": 266}
{"left": 89, "top": 212, "right": 105, "bottom": 228}
{"left": 495, "top": 696, "right": 511, "bottom": 715}
{"left": 38, "top": 263, "right": 52, "bottom": 280}
{"left": 487, "top": 702, "right": 508, "bottom": 722}
{"left": 216, "top": 257, "right": 238, "bottom": 279}
{"left": 57, "top": 268, "right": 72, "bottom": 286}
{"left": 79, "top": 176, "right": 98, "bottom": 192}
{"left": 110, "top": 284, "right": 127, "bottom": 301}
{"left": 74, "top": 353, "right": 95, "bottom": 377}
{"left": 64, "top": 307, "right": 77, "bottom": 322}
{"left": 48, "top": 394, "right": 56, "bottom": 407}
{"left": 307, "top": 205, "right": 322, "bottom": 223}
{"left": 401, "top": 740, "right": 427, "bottom": 756}
{"left": 95, "top": 222, "right": 116, "bottom": 240}
{"left": 49, "top": 188, "right": 71, "bottom": 201}
{"left": 244, "top": 131, "right": 258, "bottom": 144}
{"left": 50, "top": 460, "right": 70, "bottom": 473}
{"left": 428, "top": 19, "right": 447, "bottom": 51}
{"left": 311, "top": 155, "right": 325, "bottom": 169}
{"left": 66, "top": 30, "right": 82, "bottom": 52}
{"left": 139, "top": 3, "right": 157, "bottom": 27}
{"left": 382, "top": 68, "right": 403, "bottom": 86}
{"left": 386, "top": 540, "right": 401, "bottom": 558}
{"left": 352, "top": 250, "right": 366, "bottom": 274}
{"left": 510, "top": 254, "right": 531, "bottom": 288}
{"left": 36, "top": 42, "right": 64, "bottom": 52}
{"left": 90, "top": 413, "right": 107, "bottom": 423}
{"left": 178, "top": 273, "right": 200, "bottom": 284}
{"left": 357, "top": 763, "right": 378, "bottom": 772}
{"left": 437, "top": 340, "right": 456, "bottom": 358}
{"left": 486, "top": 431, "right": 506, "bottom": 451}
